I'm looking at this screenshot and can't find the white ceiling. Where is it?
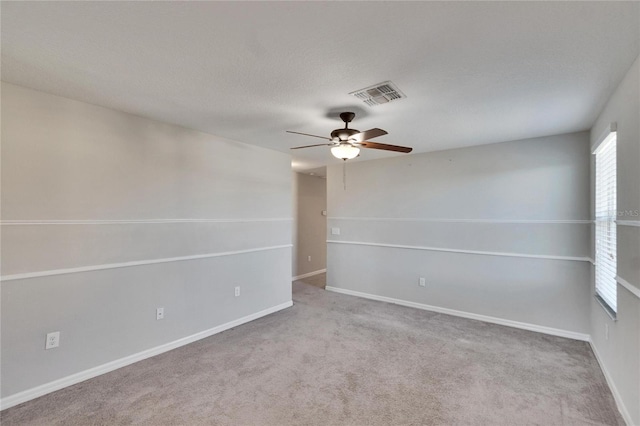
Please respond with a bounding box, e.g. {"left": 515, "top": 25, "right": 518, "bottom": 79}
{"left": 2, "top": 2, "right": 638, "bottom": 171}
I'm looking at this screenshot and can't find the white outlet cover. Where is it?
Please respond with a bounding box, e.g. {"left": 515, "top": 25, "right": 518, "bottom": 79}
{"left": 156, "top": 307, "right": 164, "bottom": 320}
{"left": 331, "top": 227, "right": 341, "bottom": 235}
{"left": 45, "top": 331, "right": 60, "bottom": 350}
{"left": 419, "top": 277, "right": 426, "bottom": 287}
{"left": 235, "top": 286, "right": 241, "bottom": 297}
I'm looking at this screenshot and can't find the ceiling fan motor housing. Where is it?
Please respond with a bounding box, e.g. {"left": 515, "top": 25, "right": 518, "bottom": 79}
{"left": 331, "top": 111, "right": 359, "bottom": 142}
{"left": 331, "top": 128, "right": 360, "bottom": 142}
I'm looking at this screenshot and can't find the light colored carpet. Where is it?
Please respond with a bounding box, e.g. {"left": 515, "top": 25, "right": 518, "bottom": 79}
{"left": 295, "top": 272, "right": 326, "bottom": 289}
{"left": 1, "top": 280, "right": 622, "bottom": 425}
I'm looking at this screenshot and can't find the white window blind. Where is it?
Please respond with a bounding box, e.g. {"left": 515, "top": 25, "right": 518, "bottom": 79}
{"left": 594, "top": 132, "right": 617, "bottom": 312}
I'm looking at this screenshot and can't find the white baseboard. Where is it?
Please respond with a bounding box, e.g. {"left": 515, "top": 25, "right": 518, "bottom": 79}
{"left": 292, "top": 268, "right": 326, "bottom": 281}
{"left": 589, "top": 339, "right": 634, "bottom": 426}
{"left": 325, "top": 286, "right": 590, "bottom": 342}
{"left": 0, "top": 300, "right": 293, "bottom": 411}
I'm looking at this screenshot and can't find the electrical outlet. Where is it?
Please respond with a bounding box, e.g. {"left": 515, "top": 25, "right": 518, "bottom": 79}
{"left": 45, "top": 331, "right": 60, "bottom": 350}
{"left": 156, "top": 307, "right": 164, "bottom": 320}
{"left": 235, "top": 286, "right": 241, "bottom": 297}
{"left": 308, "top": 256, "right": 312, "bottom": 262}
{"left": 419, "top": 277, "right": 426, "bottom": 287}
{"left": 331, "top": 227, "right": 341, "bottom": 235}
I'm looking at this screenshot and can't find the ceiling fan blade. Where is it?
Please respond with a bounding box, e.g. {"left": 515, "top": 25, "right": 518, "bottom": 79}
{"left": 286, "top": 130, "right": 331, "bottom": 140}
{"left": 358, "top": 141, "right": 413, "bottom": 153}
{"left": 290, "top": 143, "right": 333, "bottom": 150}
{"left": 350, "top": 128, "right": 388, "bottom": 142}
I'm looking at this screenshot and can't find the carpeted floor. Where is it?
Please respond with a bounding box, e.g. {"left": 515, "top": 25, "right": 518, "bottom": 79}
{"left": 1, "top": 276, "right": 623, "bottom": 425}
{"left": 297, "top": 272, "right": 326, "bottom": 289}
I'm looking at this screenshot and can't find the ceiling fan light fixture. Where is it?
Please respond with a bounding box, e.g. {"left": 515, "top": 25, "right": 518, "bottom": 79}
{"left": 331, "top": 143, "right": 360, "bottom": 160}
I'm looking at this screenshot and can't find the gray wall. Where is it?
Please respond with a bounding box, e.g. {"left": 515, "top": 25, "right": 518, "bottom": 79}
{"left": 0, "top": 83, "right": 293, "bottom": 399}
{"left": 292, "top": 172, "right": 326, "bottom": 277}
{"left": 589, "top": 56, "right": 640, "bottom": 425}
{"left": 327, "top": 132, "right": 592, "bottom": 335}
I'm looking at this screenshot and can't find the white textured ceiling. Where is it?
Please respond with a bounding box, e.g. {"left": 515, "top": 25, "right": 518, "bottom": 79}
{"left": 2, "top": 2, "right": 638, "bottom": 171}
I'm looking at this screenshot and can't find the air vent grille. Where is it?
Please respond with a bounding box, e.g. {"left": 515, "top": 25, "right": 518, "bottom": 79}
{"left": 350, "top": 81, "right": 406, "bottom": 107}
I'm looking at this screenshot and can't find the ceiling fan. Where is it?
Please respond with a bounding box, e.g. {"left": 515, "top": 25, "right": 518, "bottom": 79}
{"left": 287, "top": 112, "right": 413, "bottom": 160}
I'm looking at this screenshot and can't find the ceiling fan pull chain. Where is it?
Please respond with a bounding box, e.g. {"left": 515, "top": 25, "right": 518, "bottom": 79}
{"left": 343, "top": 159, "right": 347, "bottom": 190}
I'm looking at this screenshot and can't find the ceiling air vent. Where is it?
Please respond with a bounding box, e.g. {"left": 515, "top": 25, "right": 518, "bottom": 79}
{"left": 350, "top": 81, "right": 406, "bottom": 107}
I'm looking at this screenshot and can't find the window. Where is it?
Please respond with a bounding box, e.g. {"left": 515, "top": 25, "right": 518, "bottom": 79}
{"left": 594, "top": 131, "right": 617, "bottom": 313}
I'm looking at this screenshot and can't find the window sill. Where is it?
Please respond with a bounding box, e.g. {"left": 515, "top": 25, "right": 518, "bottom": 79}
{"left": 594, "top": 294, "right": 617, "bottom": 321}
